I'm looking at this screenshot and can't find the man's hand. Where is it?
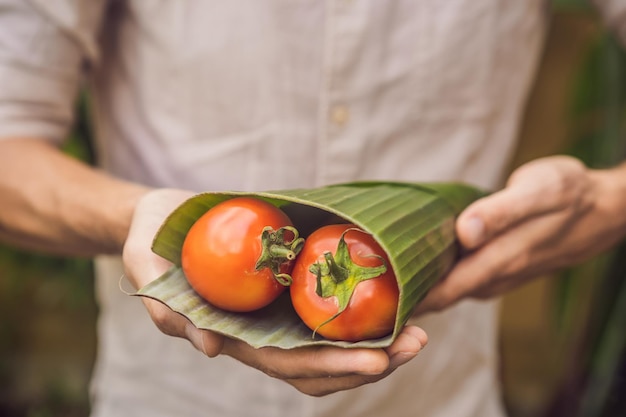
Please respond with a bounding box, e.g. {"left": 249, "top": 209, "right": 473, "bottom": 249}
{"left": 416, "top": 155, "right": 626, "bottom": 314}
{"left": 123, "top": 188, "right": 428, "bottom": 396}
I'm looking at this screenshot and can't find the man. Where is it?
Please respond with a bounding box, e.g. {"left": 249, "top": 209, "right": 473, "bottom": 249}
{"left": 1, "top": 1, "right": 625, "bottom": 416}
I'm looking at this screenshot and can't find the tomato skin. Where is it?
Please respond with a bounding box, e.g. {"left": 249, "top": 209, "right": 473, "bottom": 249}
{"left": 181, "top": 197, "right": 295, "bottom": 312}
{"left": 290, "top": 224, "right": 399, "bottom": 341}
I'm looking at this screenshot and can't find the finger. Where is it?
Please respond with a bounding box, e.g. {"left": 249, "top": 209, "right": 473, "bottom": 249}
{"left": 184, "top": 322, "right": 225, "bottom": 357}
{"left": 416, "top": 208, "right": 573, "bottom": 314}
{"left": 142, "top": 298, "right": 225, "bottom": 356}
{"left": 285, "top": 326, "right": 427, "bottom": 396}
{"left": 286, "top": 373, "right": 387, "bottom": 397}
{"left": 385, "top": 325, "right": 427, "bottom": 369}
{"left": 223, "top": 340, "right": 391, "bottom": 380}
{"left": 414, "top": 231, "right": 526, "bottom": 313}
{"left": 458, "top": 159, "right": 587, "bottom": 249}
{"left": 458, "top": 190, "right": 555, "bottom": 250}
{"left": 413, "top": 257, "right": 477, "bottom": 314}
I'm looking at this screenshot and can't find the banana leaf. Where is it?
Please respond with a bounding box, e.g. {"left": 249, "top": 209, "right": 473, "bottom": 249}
{"left": 136, "top": 181, "right": 485, "bottom": 349}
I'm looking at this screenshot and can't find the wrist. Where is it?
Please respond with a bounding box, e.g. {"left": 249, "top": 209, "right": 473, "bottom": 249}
{"left": 105, "top": 182, "right": 153, "bottom": 254}
{"left": 589, "top": 162, "right": 626, "bottom": 238}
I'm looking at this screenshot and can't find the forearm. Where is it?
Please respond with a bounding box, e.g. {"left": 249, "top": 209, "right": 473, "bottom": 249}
{"left": 0, "top": 138, "right": 150, "bottom": 256}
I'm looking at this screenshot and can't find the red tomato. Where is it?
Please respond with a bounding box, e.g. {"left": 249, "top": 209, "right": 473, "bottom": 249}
{"left": 181, "top": 197, "right": 303, "bottom": 312}
{"left": 290, "top": 223, "right": 399, "bottom": 341}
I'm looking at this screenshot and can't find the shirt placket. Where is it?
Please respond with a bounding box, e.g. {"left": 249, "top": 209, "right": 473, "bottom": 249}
{"left": 316, "top": 0, "right": 367, "bottom": 185}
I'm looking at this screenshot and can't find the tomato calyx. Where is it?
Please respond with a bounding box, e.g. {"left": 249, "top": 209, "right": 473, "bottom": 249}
{"left": 255, "top": 226, "right": 305, "bottom": 286}
{"left": 308, "top": 228, "right": 387, "bottom": 335}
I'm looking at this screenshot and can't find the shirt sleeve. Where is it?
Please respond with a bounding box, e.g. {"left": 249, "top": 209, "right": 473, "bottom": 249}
{"left": 592, "top": 0, "right": 626, "bottom": 45}
{"left": 0, "top": 0, "right": 107, "bottom": 144}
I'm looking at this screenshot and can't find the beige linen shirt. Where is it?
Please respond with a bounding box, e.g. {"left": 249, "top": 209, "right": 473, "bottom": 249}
{"left": 9, "top": 1, "right": 624, "bottom": 416}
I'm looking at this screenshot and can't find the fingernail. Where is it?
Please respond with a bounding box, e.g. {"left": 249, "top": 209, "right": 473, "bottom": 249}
{"left": 465, "top": 216, "right": 485, "bottom": 247}
{"left": 389, "top": 351, "right": 418, "bottom": 370}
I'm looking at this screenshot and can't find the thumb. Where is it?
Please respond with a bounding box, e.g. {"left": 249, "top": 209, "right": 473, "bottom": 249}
{"left": 456, "top": 156, "right": 587, "bottom": 249}
{"left": 456, "top": 162, "right": 573, "bottom": 249}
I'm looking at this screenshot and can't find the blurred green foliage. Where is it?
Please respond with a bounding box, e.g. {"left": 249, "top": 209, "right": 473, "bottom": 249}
{"left": 0, "top": 94, "right": 96, "bottom": 417}
{"left": 552, "top": 0, "right": 593, "bottom": 12}
{"left": 546, "top": 13, "right": 626, "bottom": 417}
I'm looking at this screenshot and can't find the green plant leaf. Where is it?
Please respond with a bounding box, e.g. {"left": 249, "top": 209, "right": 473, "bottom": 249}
{"left": 137, "top": 181, "right": 485, "bottom": 349}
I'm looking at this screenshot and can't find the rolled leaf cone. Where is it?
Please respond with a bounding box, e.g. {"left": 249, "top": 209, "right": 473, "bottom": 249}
{"left": 136, "top": 181, "right": 486, "bottom": 349}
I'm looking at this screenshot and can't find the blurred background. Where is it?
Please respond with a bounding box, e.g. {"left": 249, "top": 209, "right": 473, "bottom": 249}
{"left": 0, "top": 1, "right": 625, "bottom": 416}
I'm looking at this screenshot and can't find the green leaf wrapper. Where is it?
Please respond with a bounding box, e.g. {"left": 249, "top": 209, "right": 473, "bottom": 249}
{"left": 135, "top": 181, "right": 486, "bottom": 349}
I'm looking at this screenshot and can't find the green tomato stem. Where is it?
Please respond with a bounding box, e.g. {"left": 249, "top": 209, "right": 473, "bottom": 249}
{"left": 255, "top": 226, "right": 304, "bottom": 286}
{"left": 308, "top": 228, "right": 387, "bottom": 336}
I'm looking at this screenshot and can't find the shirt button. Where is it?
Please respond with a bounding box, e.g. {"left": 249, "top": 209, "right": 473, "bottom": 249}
{"left": 330, "top": 105, "right": 350, "bottom": 126}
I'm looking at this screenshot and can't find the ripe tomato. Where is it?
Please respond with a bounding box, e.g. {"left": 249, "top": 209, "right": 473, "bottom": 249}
{"left": 290, "top": 223, "right": 399, "bottom": 341}
{"left": 181, "top": 197, "right": 303, "bottom": 312}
